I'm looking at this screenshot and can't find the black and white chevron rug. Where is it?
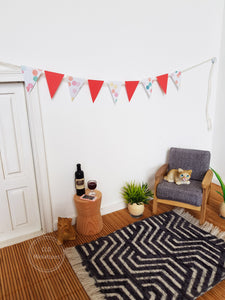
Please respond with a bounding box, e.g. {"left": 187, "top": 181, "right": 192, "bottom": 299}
{"left": 65, "top": 209, "right": 225, "bottom": 300}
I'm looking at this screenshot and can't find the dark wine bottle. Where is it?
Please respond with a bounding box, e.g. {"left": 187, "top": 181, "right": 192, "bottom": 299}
{"left": 75, "top": 164, "right": 85, "bottom": 196}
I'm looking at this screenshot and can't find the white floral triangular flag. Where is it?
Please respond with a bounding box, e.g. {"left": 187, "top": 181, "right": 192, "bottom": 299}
{"left": 142, "top": 77, "right": 153, "bottom": 97}
{"left": 67, "top": 76, "right": 85, "bottom": 101}
{"left": 108, "top": 81, "right": 122, "bottom": 103}
{"left": 21, "top": 66, "right": 42, "bottom": 93}
{"left": 170, "top": 71, "right": 181, "bottom": 89}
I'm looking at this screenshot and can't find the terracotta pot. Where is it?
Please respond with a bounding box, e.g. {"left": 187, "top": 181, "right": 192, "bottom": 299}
{"left": 220, "top": 202, "right": 225, "bottom": 219}
{"left": 128, "top": 203, "right": 144, "bottom": 218}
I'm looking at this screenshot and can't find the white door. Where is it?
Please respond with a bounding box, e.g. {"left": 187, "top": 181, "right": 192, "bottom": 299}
{"left": 0, "top": 82, "right": 41, "bottom": 243}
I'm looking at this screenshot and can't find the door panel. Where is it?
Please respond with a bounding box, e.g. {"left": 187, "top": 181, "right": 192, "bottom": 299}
{"left": 7, "top": 188, "right": 28, "bottom": 228}
{"left": 0, "top": 94, "right": 21, "bottom": 176}
{"left": 0, "top": 83, "right": 41, "bottom": 242}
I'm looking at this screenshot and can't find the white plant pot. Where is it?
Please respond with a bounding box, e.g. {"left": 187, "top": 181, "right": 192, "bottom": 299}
{"left": 220, "top": 202, "right": 225, "bottom": 219}
{"left": 128, "top": 203, "right": 144, "bottom": 218}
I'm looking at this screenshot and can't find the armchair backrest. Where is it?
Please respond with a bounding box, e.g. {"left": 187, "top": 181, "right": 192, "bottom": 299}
{"left": 168, "top": 147, "right": 210, "bottom": 181}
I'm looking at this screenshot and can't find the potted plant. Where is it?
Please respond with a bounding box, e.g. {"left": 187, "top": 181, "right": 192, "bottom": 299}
{"left": 211, "top": 168, "right": 225, "bottom": 219}
{"left": 121, "top": 182, "right": 154, "bottom": 217}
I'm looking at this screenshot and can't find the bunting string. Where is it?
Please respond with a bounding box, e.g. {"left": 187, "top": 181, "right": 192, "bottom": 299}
{"left": 0, "top": 57, "right": 216, "bottom": 130}
{"left": 0, "top": 60, "right": 21, "bottom": 71}
{"left": 181, "top": 57, "right": 216, "bottom": 73}
{"left": 205, "top": 58, "right": 216, "bottom": 130}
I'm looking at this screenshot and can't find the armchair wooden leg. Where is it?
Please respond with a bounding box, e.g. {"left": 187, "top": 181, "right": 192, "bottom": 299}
{"left": 200, "top": 190, "right": 208, "bottom": 225}
{"left": 207, "top": 186, "right": 211, "bottom": 204}
{"left": 200, "top": 206, "right": 206, "bottom": 225}
{"left": 153, "top": 198, "right": 158, "bottom": 214}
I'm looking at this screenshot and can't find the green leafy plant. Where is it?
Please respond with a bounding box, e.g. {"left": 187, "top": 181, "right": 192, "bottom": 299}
{"left": 121, "top": 182, "right": 154, "bottom": 205}
{"left": 211, "top": 168, "right": 225, "bottom": 202}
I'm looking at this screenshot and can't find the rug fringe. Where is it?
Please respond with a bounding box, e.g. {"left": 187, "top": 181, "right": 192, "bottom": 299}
{"left": 64, "top": 247, "right": 105, "bottom": 300}
{"left": 173, "top": 208, "right": 225, "bottom": 241}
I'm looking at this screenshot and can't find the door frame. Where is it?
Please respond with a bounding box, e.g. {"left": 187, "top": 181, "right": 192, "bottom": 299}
{"left": 0, "top": 66, "right": 53, "bottom": 234}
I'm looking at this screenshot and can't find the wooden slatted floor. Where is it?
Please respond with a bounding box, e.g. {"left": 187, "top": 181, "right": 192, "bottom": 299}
{"left": 0, "top": 183, "right": 225, "bottom": 300}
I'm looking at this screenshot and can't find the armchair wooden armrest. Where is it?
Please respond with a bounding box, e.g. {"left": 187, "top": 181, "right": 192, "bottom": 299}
{"left": 153, "top": 164, "right": 168, "bottom": 215}
{"left": 200, "top": 169, "right": 213, "bottom": 224}
{"left": 155, "top": 164, "right": 168, "bottom": 185}
{"left": 202, "top": 169, "right": 213, "bottom": 190}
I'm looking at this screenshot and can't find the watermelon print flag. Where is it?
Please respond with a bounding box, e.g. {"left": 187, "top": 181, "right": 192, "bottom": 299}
{"left": 44, "top": 71, "right": 64, "bottom": 98}
{"left": 125, "top": 81, "right": 139, "bottom": 102}
{"left": 88, "top": 80, "right": 104, "bottom": 103}
{"left": 157, "top": 74, "right": 169, "bottom": 94}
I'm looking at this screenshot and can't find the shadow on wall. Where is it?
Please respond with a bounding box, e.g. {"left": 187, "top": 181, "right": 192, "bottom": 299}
{"left": 148, "top": 148, "right": 170, "bottom": 189}
{"left": 148, "top": 173, "right": 155, "bottom": 191}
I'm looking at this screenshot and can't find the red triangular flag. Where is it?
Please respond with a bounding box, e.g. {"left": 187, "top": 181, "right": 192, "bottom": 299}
{"left": 157, "top": 74, "right": 168, "bottom": 94}
{"left": 45, "top": 71, "right": 64, "bottom": 98}
{"left": 88, "top": 80, "right": 104, "bottom": 103}
{"left": 125, "top": 81, "right": 139, "bottom": 102}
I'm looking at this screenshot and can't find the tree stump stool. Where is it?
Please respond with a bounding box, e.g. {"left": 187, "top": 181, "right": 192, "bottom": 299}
{"left": 74, "top": 190, "right": 103, "bottom": 235}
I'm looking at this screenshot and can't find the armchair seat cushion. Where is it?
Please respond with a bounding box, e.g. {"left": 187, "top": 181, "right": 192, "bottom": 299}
{"left": 157, "top": 180, "right": 203, "bottom": 206}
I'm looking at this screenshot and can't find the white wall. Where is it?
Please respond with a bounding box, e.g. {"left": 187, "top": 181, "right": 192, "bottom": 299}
{"left": 212, "top": 4, "right": 225, "bottom": 183}
{"left": 0, "top": 0, "right": 224, "bottom": 227}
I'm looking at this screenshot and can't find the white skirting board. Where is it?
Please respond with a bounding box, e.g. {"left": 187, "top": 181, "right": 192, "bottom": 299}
{"left": 0, "top": 230, "right": 43, "bottom": 249}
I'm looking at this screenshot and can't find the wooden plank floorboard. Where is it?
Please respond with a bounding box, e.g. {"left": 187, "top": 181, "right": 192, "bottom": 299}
{"left": 0, "top": 183, "right": 225, "bottom": 299}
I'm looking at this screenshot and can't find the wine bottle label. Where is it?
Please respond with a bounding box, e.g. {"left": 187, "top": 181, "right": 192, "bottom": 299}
{"left": 75, "top": 179, "right": 85, "bottom": 189}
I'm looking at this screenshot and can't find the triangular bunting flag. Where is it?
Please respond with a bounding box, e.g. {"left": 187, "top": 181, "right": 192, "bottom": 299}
{"left": 88, "top": 80, "right": 104, "bottom": 103}
{"left": 170, "top": 71, "right": 181, "bottom": 89}
{"left": 44, "top": 71, "right": 64, "bottom": 98}
{"left": 125, "top": 81, "right": 139, "bottom": 102}
{"left": 67, "top": 76, "right": 85, "bottom": 101}
{"left": 157, "top": 74, "right": 168, "bottom": 94}
{"left": 108, "top": 81, "right": 122, "bottom": 103}
{"left": 21, "top": 66, "right": 42, "bottom": 93}
{"left": 142, "top": 77, "right": 153, "bottom": 98}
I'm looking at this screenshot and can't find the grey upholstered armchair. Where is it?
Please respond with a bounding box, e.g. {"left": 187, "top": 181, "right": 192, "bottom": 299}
{"left": 153, "top": 147, "right": 213, "bottom": 224}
